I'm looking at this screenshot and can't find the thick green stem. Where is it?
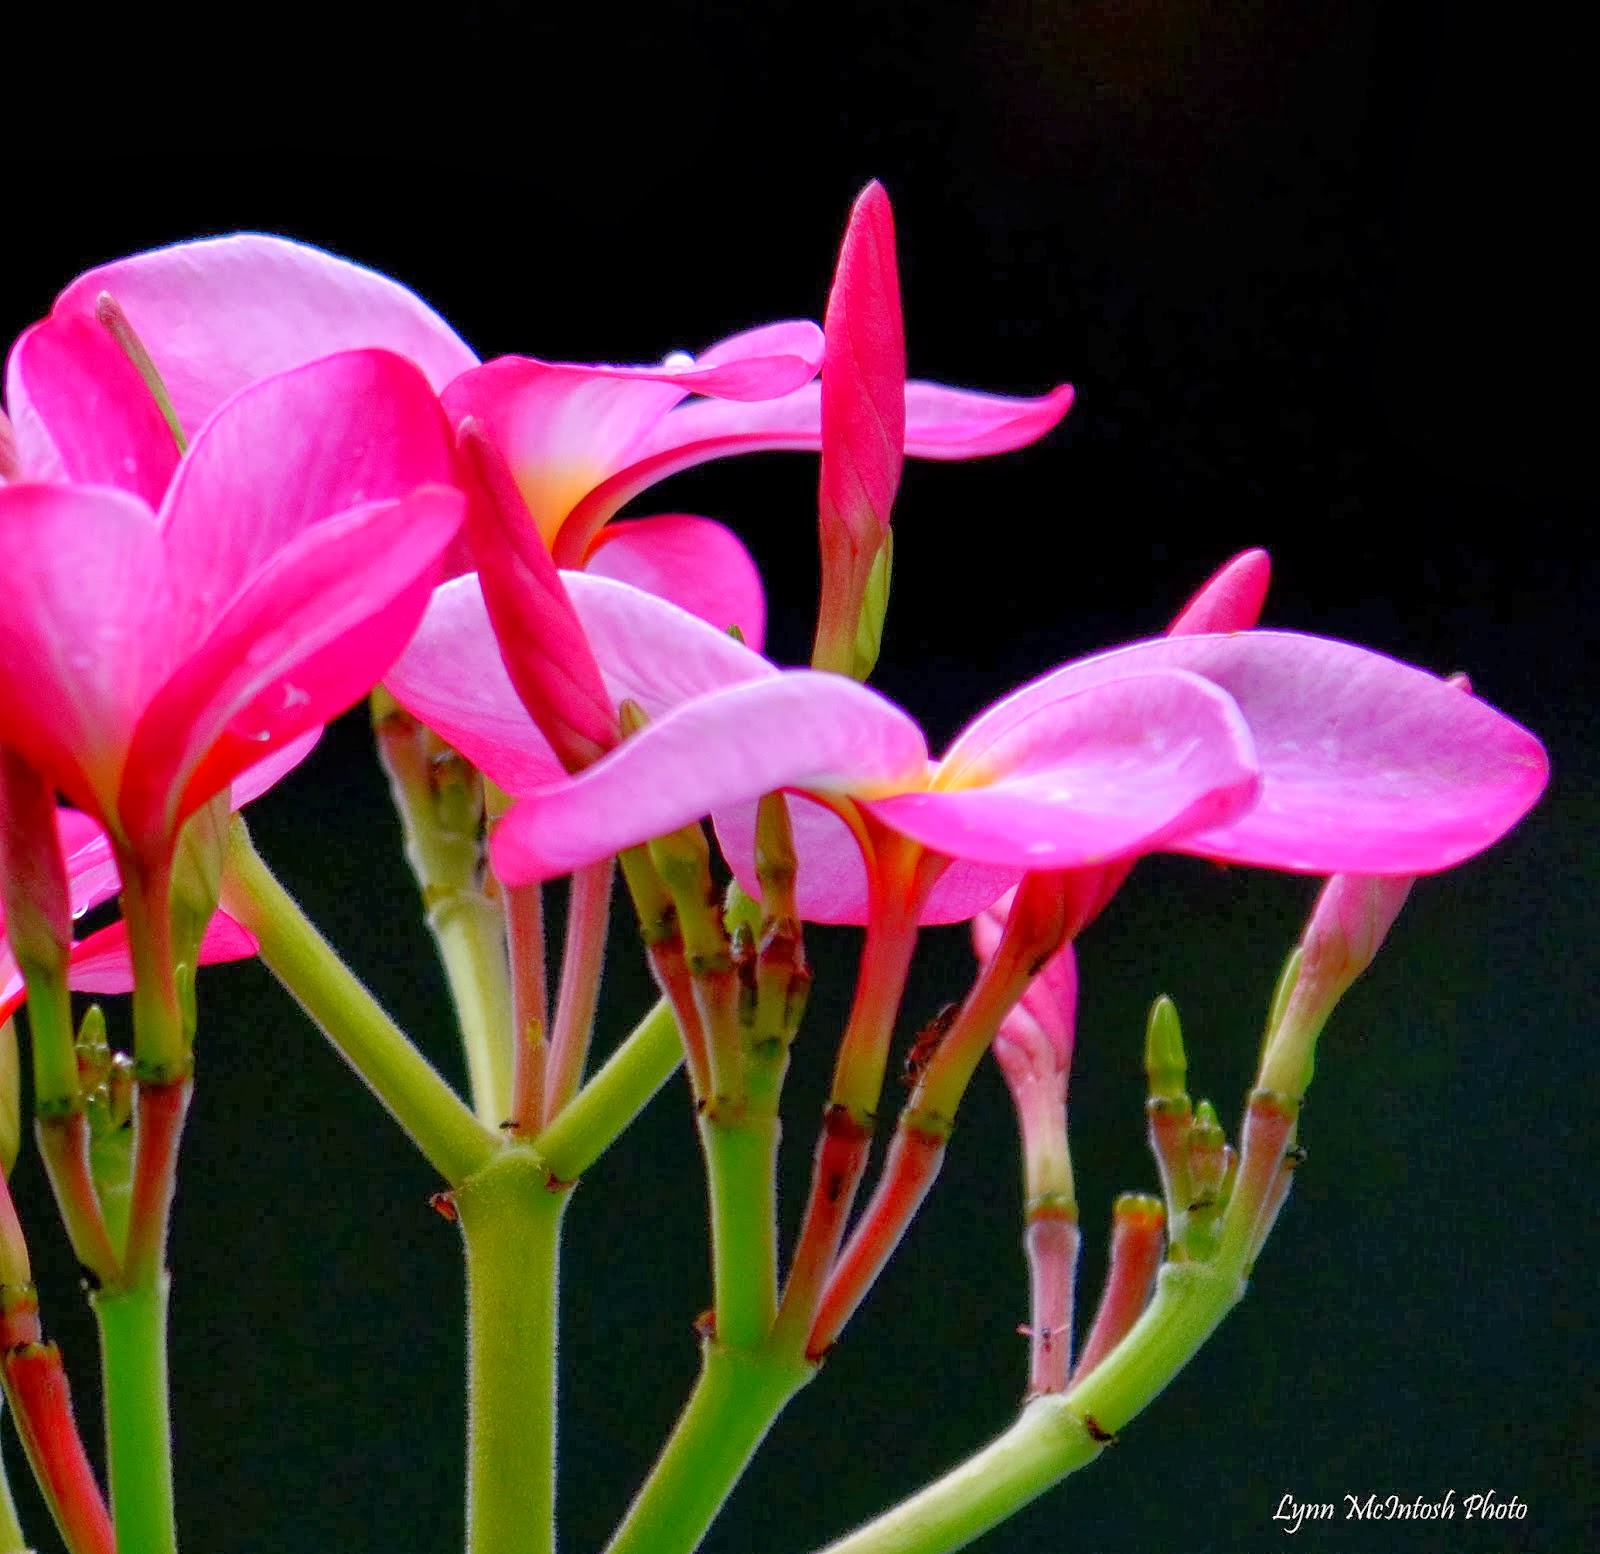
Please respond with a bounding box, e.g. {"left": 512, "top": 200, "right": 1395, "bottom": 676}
{"left": 93, "top": 1277, "right": 177, "bottom": 1554}
{"left": 221, "top": 820, "right": 498, "bottom": 1186}
{"left": 699, "top": 1109, "right": 780, "bottom": 1349}
{"left": 602, "top": 1341, "right": 813, "bottom": 1554}
{"left": 457, "top": 1150, "right": 565, "bottom": 1554}
{"left": 812, "top": 1259, "right": 1244, "bottom": 1554}
{"left": 532, "top": 998, "right": 682, "bottom": 1184}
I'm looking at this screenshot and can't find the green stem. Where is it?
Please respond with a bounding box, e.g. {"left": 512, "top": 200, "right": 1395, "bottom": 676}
{"left": 0, "top": 1427, "right": 28, "bottom": 1554}
{"left": 221, "top": 819, "right": 498, "bottom": 1187}
{"left": 811, "top": 1260, "right": 1244, "bottom": 1554}
{"left": 602, "top": 1341, "right": 813, "bottom": 1554}
{"left": 92, "top": 1277, "right": 177, "bottom": 1554}
{"left": 699, "top": 1108, "right": 779, "bottom": 1349}
{"left": 431, "top": 889, "right": 514, "bottom": 1130}
{"left": 532, "top": 998, "right": 682, "bottom": 1184}
{"left": 456, "top": 1149, "right": 565, "bottom": 1554}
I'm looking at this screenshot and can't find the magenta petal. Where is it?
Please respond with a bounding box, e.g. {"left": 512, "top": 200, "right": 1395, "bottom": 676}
{"left": 714, "top": 791, "right": 1018, "bottom": 926}
{"left": 229, "top": 729, "right": 322, "bottom": 808}
{"left": 900, "top": 380, "right": 1076, "bottom": 457}
{"left": 686, "top": 321, "right": 826, "bottom": 397}
{"left": 949, "top": 632, "right": 1548, "bottom": 874}
{"left": 583, "top": 515, "right": 767, "bottom": 649}
{"left": 123, "top": 488, "right": 465, "bottom": 844}
{"left": 820, "top": 182, "right": 906, "bottom": 551}
{"left": 5, "top": 313, "right": 180, "bottom": 503}
{"left": 567, "top": 572, "right": 777, "bottom": 715}
{"left": 385, "top": 576, "right": 568, "bottom": 796}
{"left": 60, "top": 810, "right": 120, "bottom": 919}
{"left": 51, "top": 234, "right": 478, "bottom": 435}
{"left": 1168, "top": 549, "right": 1272, "bottom": 635}
{"left": 158, "top": 350, "right": 457, "bottom": 649}
{"left": 869, "top": 671, "right": 1259, "bottom": 869}
{"left": 490, "top": 674, "right": 930, "bottom": 884}
{"left": 66, "top": 910, "right": 258, "bottom": 996}
{"left": 0, "top": 484, "right": 173, "bottom": 815}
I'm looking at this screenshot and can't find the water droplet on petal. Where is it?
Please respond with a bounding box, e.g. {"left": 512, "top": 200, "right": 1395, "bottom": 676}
{"left": 661, "top": 350, "right": 695, "bottom": 370}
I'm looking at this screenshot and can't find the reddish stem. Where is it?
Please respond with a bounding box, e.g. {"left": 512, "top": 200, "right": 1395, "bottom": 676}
{"left": 647, "top": 936, "right": 711, "bottom": 1100}
{"left": 35, "top": 1113, "right": 121, "bottom": 1284}
{"left": 1074, "top": 1195, "right": 1166, "bottom": 1382}
{"left": 505, "top": 879, "right": 549, "bottom": 1136}
{"left": 771, "top": 1105, "right": 874, "bottom": 1350}
{"left": 542, "top": 859, "right": 612, "bottom": 1125}
{"left": 120, "top": 1077, "right": 192, "bottom": 1289}
{"left": 808, "top": 1120, "right": 945, "bottom": 1358}
{"left": 0, "top": 1292, "right": 116, "bottom": 1554}
{"left": 1232, "top": 1090, "right": 1300, "bottom": 1262}
{"left": 1021, "top": 1210, "right": 1081, "bottom": 1395}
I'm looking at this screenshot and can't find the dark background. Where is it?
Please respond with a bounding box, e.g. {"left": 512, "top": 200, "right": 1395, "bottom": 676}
{"left": 4, "top": 3, "right": 1591, "bottom": 1551}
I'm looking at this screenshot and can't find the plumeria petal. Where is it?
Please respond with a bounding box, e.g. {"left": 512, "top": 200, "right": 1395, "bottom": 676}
{"left": 229, "top": 730, "right": 322, "bottom": 807}
{"left": 384, "top": 575, "right": 567, "bottom": 796}
{"left": 459, "top": 423, "right": 617, "bottom": 771}
{"left": 1168, "top": 548, "right": 1271, "bottom": 636}
{"left": 583, "top": 515, "right": 766, "bottom": 649}
{"left": 4, "top": 312, "right": 180, "bottom": 503}
{"left": 491, "top": 675, "right": 930, "bottom": 885}
{"left": 157, "top": 350, "right": 459, "bottom": 651}
{"left": 714, "top": 792, "right": 1020, "bottom": 926}
{"left": 944, "top": 632, "right": 1547, "bottom": 874}
{"left": 122, "top": 488, "right": 464, "bottom": 845}
{"left": 387, "top": 570, "right": 775, "bottom": 796}
{"left": 558, "top": 379, "right": 1075, "bottom": 555}
{"left": 0, "top": 484, "right": 173, "bottom": 815}
{"left": 61, "top": 910, "right": 259, "bottom": 998}
{"left": 445, "top": 322, "right": 823, "bottom": 555}
{"left": 47, "top": 234, "right": 478, "bottom": 435}
{"left": 866, "top": 671, "right": 1259, "bottom": 869}
{"left": 820, "top": 181, "right": 905, "bottom": 556}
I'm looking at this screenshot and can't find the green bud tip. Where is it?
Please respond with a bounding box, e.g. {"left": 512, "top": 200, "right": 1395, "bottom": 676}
{"left": 1144, "top": 995, "right": 1187, "bottom": 1099}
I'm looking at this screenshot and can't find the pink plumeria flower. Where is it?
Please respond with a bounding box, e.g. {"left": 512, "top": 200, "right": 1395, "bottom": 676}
{"left": 0, "top": 810, "right": 255, "bottom": 1025}
{"left": 0, "top": 343, "right": 464, "bottom": 875}
{"left": 389, "top": 569, "right": 1544, "bottom": 915}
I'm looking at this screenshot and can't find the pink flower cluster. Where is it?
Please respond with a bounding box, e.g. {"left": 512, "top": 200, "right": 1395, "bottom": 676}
{"left": 0, "top": 183, "right": 1547, "bottom": 1061}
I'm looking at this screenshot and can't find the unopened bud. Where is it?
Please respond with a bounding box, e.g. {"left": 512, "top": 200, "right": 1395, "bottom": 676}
{"left": 1144, "top": 995, "right": 1187, "bottom": 1100}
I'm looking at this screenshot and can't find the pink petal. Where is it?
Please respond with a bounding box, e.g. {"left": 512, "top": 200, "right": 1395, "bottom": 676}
{"left": 229, "top": 729, "right": 322, "bottom": 808}
{"left": 946, "top": 632, "right": 1548, "bottom": 875}
{"left": 4, "top": 313, "right": 180, "bottom": 503}
{"left": 459, "top": 423, "right": 617, "bottom": 771}
{"left": 0, "top": 484, "right": 174, "bottom": 816}
{"left": 66, "top": 909, "right": 259, "bottom": 995}
{"left": 59, "top": 810, "right": 120, "bottom": 920}
{"left": 384, "top": 575, "right": 568, "bottom": 796}
{"left": 898, "top": 381, "right": 1077, "bottom": 457}
{"left": 445, "top": 359, "right": 690, "bottom": 549}
{"left": 387, "top": 570, "right": 776, "bottom": 798}
{"left": 713, "top": 791, "right": 1018, "bottom": 926}
{"left": 820, "top": 182, "right": 906, "bottom": 553}
{"left": 975, "top": 892, "right": 1079, "bottom": 1075}
{"left": 122, "top": 488, "right": 465, "bottom": 846}
{"left": 158, "top": 350, "right": 458, "bottom": 651}
{"left": 491, "top": 674, "right": 930, "bottom": 884}
{"left": 1168, "top": 549, "right": 1272, "bottom": 635}
{"left": 683, "top": 321, "right": 826, "bottom": 397}
{"left": 50, "top": 234, "right": 478, "bottom": 436}
{"left": 868, "top": 671, "right": 1260, "bottom": 869}
{"left": 559, "top": 378, "right": 1075, "bottom": 553}
{"left": 583, "top": 514, "right": 767, "bottom": 649}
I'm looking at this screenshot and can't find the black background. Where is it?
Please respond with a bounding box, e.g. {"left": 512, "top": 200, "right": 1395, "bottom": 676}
{"left": 3, "top": 3, "right": 1591, "bottom": 1551}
